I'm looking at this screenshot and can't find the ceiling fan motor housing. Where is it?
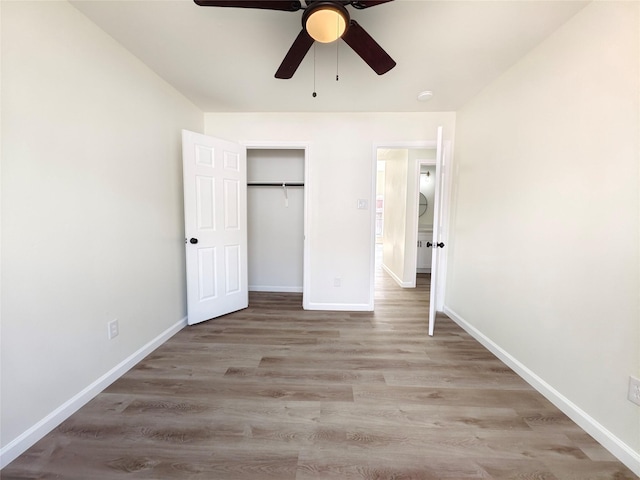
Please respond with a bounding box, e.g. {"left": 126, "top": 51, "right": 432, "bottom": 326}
{"left": 302, "top": 1, "right": 350, "bottom": 42}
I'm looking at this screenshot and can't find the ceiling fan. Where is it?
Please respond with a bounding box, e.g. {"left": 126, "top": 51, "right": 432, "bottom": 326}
{"left": 194, "top": 0, "right": 396, "bottom": 79}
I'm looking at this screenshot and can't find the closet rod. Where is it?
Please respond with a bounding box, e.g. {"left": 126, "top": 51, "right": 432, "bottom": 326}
{"left": 247, "top": 182, "right": 304, "bottom": 187}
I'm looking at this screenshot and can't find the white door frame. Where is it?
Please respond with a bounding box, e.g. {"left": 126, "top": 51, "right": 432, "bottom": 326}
{"left": 370, "top": 139, "right": 452, "bottom": 317}
{"left": 243, "top": 141, "right": 311, "bottom": 310}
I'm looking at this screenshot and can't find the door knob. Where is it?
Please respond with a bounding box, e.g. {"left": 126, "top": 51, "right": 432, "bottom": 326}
{"left": 436, "top": 242, "right": 445, "bottom": 248}
{"left": 426, "top": 242, "right": 445, "bottom": 248}
{"left": 426, "top": 242, "right": 432, "bottom": 248}
{"left": 189, "top": 238, "right": 198, "bottom": 244}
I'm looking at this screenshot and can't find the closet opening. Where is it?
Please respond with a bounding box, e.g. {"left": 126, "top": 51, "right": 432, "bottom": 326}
{"left": 246, "top": 148, "right": 306, "bottom": 307}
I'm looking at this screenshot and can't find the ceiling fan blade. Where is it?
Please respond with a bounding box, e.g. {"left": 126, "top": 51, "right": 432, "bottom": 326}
{"left": 342, "top": 20, "right": 396, "bottom": 75}
{"left": 275, "top": 29, "right": 314, "bottom": 79}
{"left": 194, "top": 0, "right": 302, "bottom": 11}
{"left": 349, "top": 0, "right": 393, "bottom": 9}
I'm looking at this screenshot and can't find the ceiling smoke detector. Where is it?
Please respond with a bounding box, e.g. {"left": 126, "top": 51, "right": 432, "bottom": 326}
{"left": 417, "top": 91, "right": 433, "bottom": 101}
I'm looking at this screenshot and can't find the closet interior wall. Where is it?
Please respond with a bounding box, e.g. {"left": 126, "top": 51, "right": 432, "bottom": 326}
{"left": 247, "top": 149, "right": 305, "bottom": 293}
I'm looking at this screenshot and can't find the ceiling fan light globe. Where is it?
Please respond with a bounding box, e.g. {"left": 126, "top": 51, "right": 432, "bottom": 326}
{"left": 305, "top": 6, "right": 348, "bottom": 43}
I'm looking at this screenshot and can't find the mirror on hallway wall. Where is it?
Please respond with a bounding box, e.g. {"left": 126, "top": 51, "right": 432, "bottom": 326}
{"left": 419, "top": 166, "right": 436, "bottom": 229}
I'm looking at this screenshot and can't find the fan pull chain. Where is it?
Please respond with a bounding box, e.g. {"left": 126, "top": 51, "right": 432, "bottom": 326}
{"left": 336, "top": 16, "right": 340, "bottom": 82}
{"left": 312, "top": 44, "right": 317, "bottom": 98}
{"left": 336, "top": 39, "right": 340, "bottom": 81}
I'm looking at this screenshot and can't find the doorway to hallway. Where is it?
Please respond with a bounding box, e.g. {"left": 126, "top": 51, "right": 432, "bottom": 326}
{"left": 372, "top": 132, "right": 449, "bottom": 335}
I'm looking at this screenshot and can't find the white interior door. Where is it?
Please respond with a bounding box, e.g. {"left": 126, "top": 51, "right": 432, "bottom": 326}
{"left": 428, "top": 126, "right": 444, "bottom": 336}
{"left": 182, "top": 130, "right": 248, "bottom": 325}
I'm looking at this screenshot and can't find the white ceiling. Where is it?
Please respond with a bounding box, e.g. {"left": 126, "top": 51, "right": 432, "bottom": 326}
{"left": 70, "top": 0, "right": 588, "bottom": 112}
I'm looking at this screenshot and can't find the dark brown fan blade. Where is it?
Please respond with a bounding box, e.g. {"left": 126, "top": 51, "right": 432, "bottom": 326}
{"left": 342, "top": 20, "right": 395, "bottom": 75}
{"left": 194, "top": 0, "right": 302, "bottom": 11}
{"left": 275, "top": 29, "right": 314, "bottom": 79}
{"left": 349, "top": 0, "right": 393, "bottom": 9}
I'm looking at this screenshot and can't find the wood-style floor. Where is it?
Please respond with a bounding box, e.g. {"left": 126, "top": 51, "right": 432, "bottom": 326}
{"left": 3, "top": 263, "right": 637, "bottom": 479}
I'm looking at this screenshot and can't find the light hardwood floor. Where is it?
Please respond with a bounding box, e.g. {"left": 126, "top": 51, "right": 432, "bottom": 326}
{"left": 3, "top": 265, "right": 637, "bottom": 479}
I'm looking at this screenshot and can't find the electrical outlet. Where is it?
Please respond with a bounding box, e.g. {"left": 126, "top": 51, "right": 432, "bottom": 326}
{"left": 334, "top": 277, "right": 341, "bottom": 287}
{"left": 108, "top": 319, "right": 119, "bottom": 340}
{"left": 628, "top": 376, "right": 640, "bottom": 406}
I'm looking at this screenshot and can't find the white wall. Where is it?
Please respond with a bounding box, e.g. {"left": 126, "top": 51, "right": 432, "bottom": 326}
{"left": 446, "top": 1, "right": 639, "bottom": 473}
{"left": 380, "top": 149, "right": 409, "bottom": 286}
{"left": 205, "top": 113, "right": 456, "bottom": 309}
{"left": 1, "top": 1, "right": 202, "bottom": 465}
{"left": 375, "top": 162, "right": 385, "bottom": 243}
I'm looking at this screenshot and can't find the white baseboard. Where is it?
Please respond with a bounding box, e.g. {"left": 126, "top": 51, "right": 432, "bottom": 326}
{"left": 305, "top": 302, "right": 373, "bottom": 311}
{"left": 249, "top": 285, "right": 303, "bottom": 293}
{"left": 382, "top": 264, "right": 414, "bottom": 288}
{"left": 0, "top": 316, "right": 187, "bottom": 469}
{"left": 443, "top": 305, "right": 640, "bottom": 477}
